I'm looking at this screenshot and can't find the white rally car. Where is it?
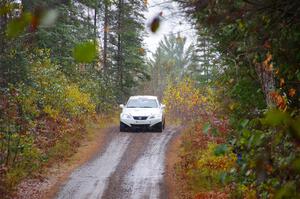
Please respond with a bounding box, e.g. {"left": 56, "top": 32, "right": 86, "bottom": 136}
{"left": 119, "top": 95, "right": 166, "bottom": 132}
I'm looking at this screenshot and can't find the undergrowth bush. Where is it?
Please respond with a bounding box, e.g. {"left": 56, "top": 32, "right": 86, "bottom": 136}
{"left": 184, "top": 142, "right": 236, "bottom": 191}
{"left": 163, "top": 78, "right": 234, "bottom": 198}
{"left": 176, "top": 123, "right": 234, "bottom": 199}
{"left": 0, "top": 49, "right": 100, "bottom": 196}
{"left": 166, "top": 73, "right": 300, "bottom": 198}
{"left": 163, "top": 78, "right": 220, "bottom": 124}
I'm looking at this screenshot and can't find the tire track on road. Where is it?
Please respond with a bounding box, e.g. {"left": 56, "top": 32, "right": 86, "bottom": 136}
{"left": 56, "top": 133, "right": 131, "bottom": 199}
{"left": 123, "top": 128, "right": 175, "bottom": 199}
{"left": 102, "top": 131, "right": 155, "bottom": 199}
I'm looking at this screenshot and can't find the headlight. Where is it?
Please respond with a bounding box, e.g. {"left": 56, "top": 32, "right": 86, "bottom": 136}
{"left": 149, "top": 114, "right": 162, "bottom": 119}
{"left": 121, "top": 113, "right": 132, "bottom": 119}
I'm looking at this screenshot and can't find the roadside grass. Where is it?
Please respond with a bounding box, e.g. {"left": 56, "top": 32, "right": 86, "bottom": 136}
{"left": 47, "top": 130, "right": 83, "bottom": 164}
{"left": 1, "top": 113, "right": 118, "bottom": 198}
{"left": 46, "top": 113, "right": 119, "bottom": 166}
{"left": 56, "top": 113, "right": 118, "bottom": 168}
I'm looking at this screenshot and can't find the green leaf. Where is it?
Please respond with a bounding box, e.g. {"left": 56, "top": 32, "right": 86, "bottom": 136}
{"left": 247, "top": 131, "right": 264, "bottom": 148}
{"left": 291, "top": 117, "right": 300, "bottom": 140}
{"left": 240, "top": 119, "right": 249, "bottom": 128}
{"left": 262, "top": 108, "right": 290, "bottom": 126}
{"left": 211, "top": 128, "right": 219, "bottom": 136}
{"left": 292, "top": 158, "right": 300, "bottom": 172}
{"left": 6, "top": 12, "right": 32, "bottom": 38}
{"left": 275, "top": 182, "right": 297, "bottom": 199}
{"left": 73, "top": 41, "right": 97, "bottom": 63}
{"left": 218, "top": 172, "right": 229, "bottom": 184}
{"left": 214, "top": 144, "right": 228, "bottom": 156}
{"left": 202, "top": 122, "right": 211, "bottom": 134}
{"left": 241, "top": 129, "right": 251, "bottom": 138}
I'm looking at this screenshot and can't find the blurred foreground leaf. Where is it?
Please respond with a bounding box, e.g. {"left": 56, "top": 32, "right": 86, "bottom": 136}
{"left": 292, "top": 158, "right": 300, "bottom": 172}
{"left": 150, "top": 16, "right": 160, "bottom": 33}
{"left": 40, "top": 9, "right": 58, "bottom": 27}
{"left": 73, "top": 41, "right": 97, "bottom": 63}
{"left": 6, "top": 12, "right": 32, "bottom": 38}
{"left": 275, "top": 181, "right": 297, "bottom": 199}
{"left": 262, "top": 108, "right": 290, "bottom": 126}
{"left": 291, "top": 117, "right": 300, "bottom": 140}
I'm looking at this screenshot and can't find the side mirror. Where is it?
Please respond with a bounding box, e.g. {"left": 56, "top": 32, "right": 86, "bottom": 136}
{"left": 120, "top": 104, "right": 124, "bottom": 109}
{"left": 161, "top": 104, "right": 166, "bottom": 109}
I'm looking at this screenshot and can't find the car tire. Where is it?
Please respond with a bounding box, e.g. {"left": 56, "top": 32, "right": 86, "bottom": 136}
{"left": 120, "top": 122, "right": 127, "bottom": 132}
{"left": 156, "top": 122, "right": 163, "bottom": 133}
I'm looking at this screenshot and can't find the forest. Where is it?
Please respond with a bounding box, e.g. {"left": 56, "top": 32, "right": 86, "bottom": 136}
{"left": 1, "top": 0, "right": 300, "bottom": 198}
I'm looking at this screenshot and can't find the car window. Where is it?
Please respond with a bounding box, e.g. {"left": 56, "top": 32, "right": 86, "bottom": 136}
{"left": 126, "top": 98, "right": 158, "bottom": 108}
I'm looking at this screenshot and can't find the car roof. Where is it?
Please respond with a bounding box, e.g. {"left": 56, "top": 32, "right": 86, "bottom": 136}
{"left": 129, "top": 95, "right": 158, "bottom": 100}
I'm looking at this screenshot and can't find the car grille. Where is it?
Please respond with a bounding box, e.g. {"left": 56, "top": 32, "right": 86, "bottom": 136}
{"left": 133, "top": 116, "right": 148, "bottom": 120}
{"left": 131, "top": 124, "right": 150, "bottom": 128}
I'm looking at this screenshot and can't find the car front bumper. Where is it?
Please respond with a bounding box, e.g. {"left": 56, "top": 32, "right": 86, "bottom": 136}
{"left": 120, "top": 117, "right": 162, "bottom": 128}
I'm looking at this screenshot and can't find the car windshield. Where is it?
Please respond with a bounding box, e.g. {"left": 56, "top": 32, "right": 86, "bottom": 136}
{"left": 126, "top": 98, "right": 158, "bottom": 108}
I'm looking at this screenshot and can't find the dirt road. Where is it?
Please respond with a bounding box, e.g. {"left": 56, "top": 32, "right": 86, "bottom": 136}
{"left": 55, "top": 127, "right": 178, "bottom": 199}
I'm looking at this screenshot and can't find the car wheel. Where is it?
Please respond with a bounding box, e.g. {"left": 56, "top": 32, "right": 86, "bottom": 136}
{"left": 156, "top": 122, "right": 163, "bottom": 133}
{"left": 120, "top": 122, "right": 127, "bottom": 132}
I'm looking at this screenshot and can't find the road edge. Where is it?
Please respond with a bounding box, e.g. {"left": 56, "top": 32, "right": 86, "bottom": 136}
{"left": 44, "top": 126, "right": 117, "bottom": 199}
{"left": 164, "top": 127, "right": 183, "bottom": 199}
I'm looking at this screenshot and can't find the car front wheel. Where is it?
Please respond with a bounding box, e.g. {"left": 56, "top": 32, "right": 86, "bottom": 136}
{"left": 156, "top": 122, "right": 163, "bottom": 133}
{"left": 120, "top": 122, "right": 127, "bottom": 132}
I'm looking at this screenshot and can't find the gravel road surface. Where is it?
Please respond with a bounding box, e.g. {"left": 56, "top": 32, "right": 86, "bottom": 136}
{"left": 56, "top": 127, "right": 177, "bottom": 199}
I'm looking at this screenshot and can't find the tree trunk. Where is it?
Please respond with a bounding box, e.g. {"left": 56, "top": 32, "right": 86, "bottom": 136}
{"left": 93, "top": 3, "right": 98, "bottom": 70}
{"left": 117, "top": 0, "right": 123, "bottom": 91}
{"left": 94, "top": 4, "right": 97, "bottom": 43}
{"left": 103, "top": 1, "right": 108, "bottom": 72}
{"left": 254, "top": 62, "right": 275, "bottom": 107}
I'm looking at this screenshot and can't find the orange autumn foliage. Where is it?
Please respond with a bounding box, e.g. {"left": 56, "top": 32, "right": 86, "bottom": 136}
{"left": 270, "top": 92, "right": 287, "bottom": 110}
{"left": 194, "top": 191, "right": 228, "bottom": 199}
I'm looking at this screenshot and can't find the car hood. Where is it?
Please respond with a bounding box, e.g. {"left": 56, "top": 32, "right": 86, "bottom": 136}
{"left": 122, "top": 108, "right": 161, "bottom": 117}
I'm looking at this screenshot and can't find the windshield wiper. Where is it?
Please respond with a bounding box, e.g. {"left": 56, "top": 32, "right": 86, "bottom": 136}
{"left": 141, "top": 106, "right": 153, "bottom": 108}
{"left": 127, "top": 106, "right": 137, "bottom": 108}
